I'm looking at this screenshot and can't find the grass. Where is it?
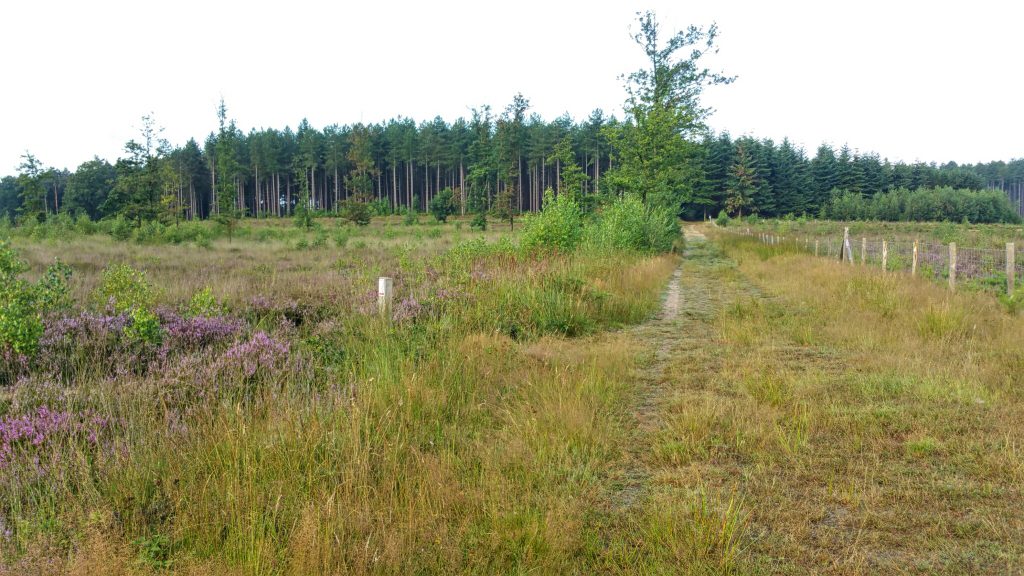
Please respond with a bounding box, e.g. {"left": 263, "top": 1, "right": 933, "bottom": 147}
{"left": 3, "top": 217, "right": 1022, "bottom": 573}
{"left": 0, "top": 218, "right": 681, "bottom": 574}
{"left": 734, "top": 217, "right": 1024, "bottom": 249}
{"left": 646, "top": 226, "right": 1023, "bottom": 573}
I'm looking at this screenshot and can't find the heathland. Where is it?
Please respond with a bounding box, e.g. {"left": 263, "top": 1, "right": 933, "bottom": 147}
{"left": 0, "top": 216, "right": 1022, "bottom": 574}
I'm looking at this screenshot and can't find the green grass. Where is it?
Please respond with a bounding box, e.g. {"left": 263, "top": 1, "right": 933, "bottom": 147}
{"left": 0, "top": 219, "right": 680, "bottom": 574}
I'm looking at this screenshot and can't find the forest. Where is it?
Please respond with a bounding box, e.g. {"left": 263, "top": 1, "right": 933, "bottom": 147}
{"left": 3, "top": 106, "right": 1024, "bottom": 226}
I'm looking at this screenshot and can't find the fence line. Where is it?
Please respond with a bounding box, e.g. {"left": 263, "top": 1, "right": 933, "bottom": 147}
{"left": 732, "top": 226, "right": 1020, "bottom": 295}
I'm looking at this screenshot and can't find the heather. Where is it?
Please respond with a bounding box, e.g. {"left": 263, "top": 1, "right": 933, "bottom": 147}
{"left": 0, "top": 216, "right": 679, "bottom": 573}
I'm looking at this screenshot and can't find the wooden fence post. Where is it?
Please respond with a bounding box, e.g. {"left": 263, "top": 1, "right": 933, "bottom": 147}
{"left": 881, "top": 240, "right": 888, "bottom": 272}
{"left": 1007, "top": 242, "right": 1015, "bottom": 295}
{"left": 949, "top": 243, "right": 957, "bottom": 291}
{"left": 912, "top": 240, "right": 919, "bottom": 276}
{"left": 378, "top": 277, "right": 394, "bottom": 318}
{"left": 814, "top": 240, "right": 819, "bottom": 257}
{"left": 861, "top": 237, "right": 867, "bottom": 266}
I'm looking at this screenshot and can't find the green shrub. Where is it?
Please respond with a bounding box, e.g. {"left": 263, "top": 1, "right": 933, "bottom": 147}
{"left": 715, "top": 210, "right": 730, "bottom": 227}
{"left": 586, "top": 194, "right": 680, "bottom": 253}
{"left": 125, "top": 307, "right": 162, "bottom": 346}
{"left": 95, "top": 264, "right": 156, "bottom": 313}
{"left": 0, "top": 242, "right": 73, "bottom": 356}
{"left": 520, "top": 190, "right": 583, "bottom": 253}
{"left": 340, "top": 199, "right": 372, "bottom": 226}
{"left": 430, "top": 188, "right": 456, "bottom": 222}
{"left": 110, "top": 215, "right": 134, "bottom": 241}
{"left": 186, "top": 287, "right": 223, "bottom": 317}
{"left": 470, "top": 212, "right": 488, "bottom": 231}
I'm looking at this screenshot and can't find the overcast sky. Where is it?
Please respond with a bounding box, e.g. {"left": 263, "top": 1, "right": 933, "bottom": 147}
{"left": 2, "top": 0, "right": 1021, "bottom": 174}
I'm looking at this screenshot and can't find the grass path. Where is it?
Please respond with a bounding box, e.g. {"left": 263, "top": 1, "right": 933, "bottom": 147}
{"left": 606, "top": 224, "right": 1023, "bottom": 573}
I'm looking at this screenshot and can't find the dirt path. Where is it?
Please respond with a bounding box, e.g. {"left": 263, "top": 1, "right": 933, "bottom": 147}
{"left": 612, "top": 225, "right": 731, "bottom": 509}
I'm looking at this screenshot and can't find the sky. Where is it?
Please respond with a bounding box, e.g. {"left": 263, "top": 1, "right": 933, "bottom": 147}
{"left": 1, "top": 0, "right": 1022, "bottom": 174}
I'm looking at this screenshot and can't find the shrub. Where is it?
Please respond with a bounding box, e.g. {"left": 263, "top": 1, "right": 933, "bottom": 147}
{"left": 430, "top": 188, "right": 456, "bottom": 223}
{"left": 340, "top": 199, "right": 372, "bottom": 226}
{"left": 470, "top": 211, "right": 488, "bottom": 231}
{"left": 823, "top": 186, "right": 1020, "bottom": 224}
{"left": 715, "top": 210, "right": 730, "bottom": 227}
{"left": 95, "top": 264, "right": 156, "bottom": 314}
{"left": 0, "top": 242, "right": 73, "bottom": 356}
{"left": 186, "top": 287, "right": 223, "bottom": 318}
{"left": 520, "top": 190, "right": 583, "bottom": 253}
{"left": 110, "top": 215, "right": 134, "bottom": 241}
{"left": 586, "top": 194, "right": 681, "bottom": 253}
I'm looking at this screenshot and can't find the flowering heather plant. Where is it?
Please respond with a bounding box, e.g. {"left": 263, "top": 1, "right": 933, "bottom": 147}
{"left": 158, "top": 310, "right": 244, "bottom": 350}
{"left": 219, "top": 332, "right": 290, "bottom": 379}
{"left": 392, "top": 296, "right": 424, "bottom": 324}
{"left": 0, "top": 406, "right": 111, "bottom": 469}
{"left": 41, "top": 312, "right": 129, "bottom": 348}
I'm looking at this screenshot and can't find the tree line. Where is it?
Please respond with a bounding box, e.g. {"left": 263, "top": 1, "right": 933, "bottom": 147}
{"left": 2, "top": 11, "right": 1022, "bottom": 226}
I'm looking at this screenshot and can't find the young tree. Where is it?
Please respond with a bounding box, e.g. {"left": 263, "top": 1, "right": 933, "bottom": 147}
{"left": 16, "top": 152, "right": 46, "bottom": 221}
{"left": 491, "top": 185, "right": 517, "bottom": 231}
{"left": 213, "top": 101, "right": 242, "bottom": 239}
{"left": 429, "top": 188, "right": 456, "bottom": 222}
{"left": 726, "top": 143, "right": 756, "bottom": 218}
{"left": 547, "top": 134, "right": 589, "bottom": 205}
{"left": 605, "top": 11, "right": 733, "bottom": 213}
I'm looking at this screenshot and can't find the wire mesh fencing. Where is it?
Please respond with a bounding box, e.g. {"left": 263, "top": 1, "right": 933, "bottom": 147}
{"left": 734, "top": 228, "right": 1020, "bottom": 295}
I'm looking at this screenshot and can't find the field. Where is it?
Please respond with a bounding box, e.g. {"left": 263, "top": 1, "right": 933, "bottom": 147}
{"left": 1, "top": 218, "right": 1022, "bottom": 574}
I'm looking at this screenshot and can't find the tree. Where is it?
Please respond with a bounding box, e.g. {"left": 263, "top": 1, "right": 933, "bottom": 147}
{"left": 213, "top": 101, "right": 242, "bottom": 239}
{"left": 547, "top": 134, "right": 589, "bottom": 205}
{"left": 65, "top": 157, "right": 115, "bottom": 219}
{"left": 726, "top": 143, "right": 756, "bottom": 218}
{"left": 605, "top": 11, "right": 733, "bottom": 213}
{"left": 429, "top": 188, "right": 456, "bottom": 222}
{"left": 16, "top": 152, "right": 46, "bottom": 221}
{"left": 491, "top": 185, "right": 517, "bottom": 231}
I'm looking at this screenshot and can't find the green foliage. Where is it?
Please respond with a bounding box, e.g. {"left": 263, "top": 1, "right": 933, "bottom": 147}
{"left": 368, "top": 199, "right": 391, "bottom": 216}
{"left": 133, "top": 534, "right": 173, "bottom": 570}
{"left": 110, "top": 215, "right": 134, "bottom": 241}
{"left": 125, "top": 307, "right": 162, "bottom": 346}
{"left": 186, "top": 287, "right": 223, "bottom": 317}
{"left": 95, "top": 264, "right": 156, "bottom": 314}
{"left": 0, "top": 242, "right": 72, "bottom": 356}
{"left": 491, "top": 186, "right": 518, "bottom": 230}
{"left": 823, "top": 187, "right": 1020, "bottom": 224}
{"left": 715, "top": 210, "right": 730, "bottom": 227}
{"left": 470, "top": 211, "right": 488, "bottom": 231}
{"left": 429, "top": 188, "right": 456, "bottom": 222}
{"left": 520, "top": 190, "right": 583, "bottom": 253}
{"left": 293, "top": 199, "right": 314, "bottom": 230}
{"left": 587, "top": 194, "right": 681, "bottom": 253}
{"left": 603, "top": 11, "right": 733, "bottom": 213}
{"left": 340, "top": 199, "right": 371, "bottom": 226}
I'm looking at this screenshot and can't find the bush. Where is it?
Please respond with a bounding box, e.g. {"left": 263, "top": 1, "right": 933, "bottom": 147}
{"left": 823, "top": 186, "right": 1020, "bottom": 224}
{"left": 95, "top": 264, "right": 156, "bottom": 314}
{"left": 110, "top": 215, "right": 134, "bottom": 241}
{"left": 340, "top": 199, "right": 372, "bottom": 226}
{"left": 586, "top": 194, "right": 681, "bottom": 253}
{"left": 0, "top": 242, "right": 72, "bottom": 356}
{"left": 470, "top": 211, "right": 488, "bottom": 231}
{"left": 430, "top": 188, "right": 457, "bottom": 223}
{"left": 520, "top": 190, "right": 583, "bottom": 253}
{"left": 187, "top": 287, "right": 223, "bottom": 317}
{"left": 715, "top": 210, "right": 730, "bottom": 227}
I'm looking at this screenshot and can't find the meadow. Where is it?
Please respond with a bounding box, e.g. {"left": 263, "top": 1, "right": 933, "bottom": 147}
{"left": 1, "top": 215, "right": 1022, "bottom": 574}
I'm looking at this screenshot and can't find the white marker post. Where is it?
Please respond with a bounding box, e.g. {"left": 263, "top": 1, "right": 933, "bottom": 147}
{"left": 378, "top": 277, "right": 394, "bottom": 319}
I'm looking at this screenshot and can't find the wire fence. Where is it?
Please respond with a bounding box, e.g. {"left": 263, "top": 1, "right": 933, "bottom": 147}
{"left": 732, "top": 227, "right": 1020, "bottom": 295}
